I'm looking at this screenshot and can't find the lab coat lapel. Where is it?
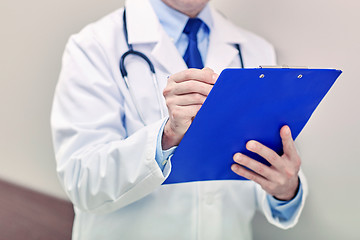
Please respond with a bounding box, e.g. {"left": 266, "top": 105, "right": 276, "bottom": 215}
{"left": 125, "top": 0, "right": 187, "bottom": 75}
{"left": 206, "top": 40, "right": 238, "bottom": 74}
{"left": 126, "top": 0, "right": 247, "bottom": 75}
{"left": 151, "top": 31, "right": 188, "bottom": 75}
{"left": 205, "top": 7, "right": 247, "bottom": 73}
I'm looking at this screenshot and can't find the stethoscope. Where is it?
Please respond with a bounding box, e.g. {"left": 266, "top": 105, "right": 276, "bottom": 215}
{"left": 119, "top": 9, "right": 244, "bottom": 125}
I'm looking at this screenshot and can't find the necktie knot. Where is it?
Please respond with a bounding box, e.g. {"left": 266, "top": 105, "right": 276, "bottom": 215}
{"left": 183, "top": 18, "right": 203, "bottom": 40}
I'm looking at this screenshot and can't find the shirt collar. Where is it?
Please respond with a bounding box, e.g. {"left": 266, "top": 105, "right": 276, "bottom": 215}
{"left": 149, "top": 0, "right": 213, "bottom": 42}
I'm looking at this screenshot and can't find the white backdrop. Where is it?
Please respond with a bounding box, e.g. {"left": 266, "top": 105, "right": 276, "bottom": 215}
{"left": 0, "top": 0, "right": 359, "bottom": 239}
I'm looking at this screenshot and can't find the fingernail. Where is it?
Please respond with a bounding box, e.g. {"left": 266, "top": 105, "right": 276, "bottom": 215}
{"left": 212, "top": 73, "right": 218, "bottom": 82}
{"left": 231, "top": 164, "right": 238, "bottom": 172}
{"left": 247, "top": 141, "right": 256, "bottom": 150}
{"left": 233, "top": 153, "right": 241, "bottom": 162}
{"left": 284, "top": 125, "right": 291, "bottom": 135}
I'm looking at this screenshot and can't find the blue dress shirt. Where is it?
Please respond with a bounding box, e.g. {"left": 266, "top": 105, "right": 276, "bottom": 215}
{"left": 149, "top": 0, "right": 212, "bottom": 64}
{"left": 149, "top": 0, "right": 303, "bottom": 222}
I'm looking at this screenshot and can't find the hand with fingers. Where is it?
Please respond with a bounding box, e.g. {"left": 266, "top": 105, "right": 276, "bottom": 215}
{"left": 231, "top": 125, "right": 301, "bottom": 201}
{"left": 162, "top": 67, "right": 219, "bottom": 150}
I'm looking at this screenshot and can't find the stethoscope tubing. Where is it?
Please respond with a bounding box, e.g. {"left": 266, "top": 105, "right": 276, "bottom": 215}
{"left": 120, "top": 9, "right": 164, "bottom": 125}
{"left": 119, "top": 8, "right": 243, "bottom": 125}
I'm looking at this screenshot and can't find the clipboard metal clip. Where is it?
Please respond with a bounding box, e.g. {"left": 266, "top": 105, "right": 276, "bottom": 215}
{"left": 259, "top": 65, "right": 309, "bottom": 69}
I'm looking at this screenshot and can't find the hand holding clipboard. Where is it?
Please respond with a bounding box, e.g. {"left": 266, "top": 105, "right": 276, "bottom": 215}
{"left": 163, "top": 67, "right": 342, "bottom": 185}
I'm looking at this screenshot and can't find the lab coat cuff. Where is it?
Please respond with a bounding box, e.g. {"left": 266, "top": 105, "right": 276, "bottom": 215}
{"left": 71, "top": 117, "right": 171, "bottom": 214}
{"left": 257, "top": 169, "right": 308, "bottom": 229}
{"left": 155, "top": 117, "right": 177, "bottom": 172}
{"left": 266, "top": 179, "right": 303, "bottom": 222}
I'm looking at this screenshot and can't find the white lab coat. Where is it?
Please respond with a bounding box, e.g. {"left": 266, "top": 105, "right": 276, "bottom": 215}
{"left": 51, "top": 0, "right": 308, "bottom": 239}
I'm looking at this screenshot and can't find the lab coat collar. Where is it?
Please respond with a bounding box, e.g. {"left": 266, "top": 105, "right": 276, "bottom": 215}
{"left": 125, "top": 0, "right": 160, "bottom": 44}
{"left": 125, "top": 0, "right": 248, "bottom": 74}
{"left": 149, "top": 0, "right": 213, "bottom": 47}
{"left": 125, "top": 0, "right": 187, "bottom": 74}
{"left": 205, "top": 7, "right": 247, "bottom": 73}
{"left": 210, "top": 7, "right": 247, "bottom": 45}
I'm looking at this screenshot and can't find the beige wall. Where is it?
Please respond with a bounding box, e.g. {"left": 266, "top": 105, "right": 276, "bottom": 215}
{"left": 211, "top": 1, "right": 359, "bottom": 239}
{"left": 0, "top": 0, "right": 124, "bottom": 197}
{"left": 0, "top": 0, "right": 358, "bottom": 239}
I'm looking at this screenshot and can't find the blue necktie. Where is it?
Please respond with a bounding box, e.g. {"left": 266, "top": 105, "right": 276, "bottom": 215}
{"left": 183, "top": 18, "right": 204, "bottom": 69}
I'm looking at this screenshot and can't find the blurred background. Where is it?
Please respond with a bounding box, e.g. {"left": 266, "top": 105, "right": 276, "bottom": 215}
{"left": 0, "top": 0, "right": 359, "bottom": 239}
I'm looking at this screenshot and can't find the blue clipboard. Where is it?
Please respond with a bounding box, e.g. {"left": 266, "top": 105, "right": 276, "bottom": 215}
{"left": 163, "top": 67, "right": 342, "bottom": 185}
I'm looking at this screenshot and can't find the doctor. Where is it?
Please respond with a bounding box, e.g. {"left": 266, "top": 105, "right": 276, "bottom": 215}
{"left": 51, "top": 0, "right": 308, "bottom": 239}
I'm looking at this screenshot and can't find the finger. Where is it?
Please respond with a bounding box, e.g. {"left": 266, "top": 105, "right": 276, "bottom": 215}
{"left": 202, "top": 67, "right": 219, "bottom": 84}
{"left": 174, "top": 105, "right": 202, "bottom": 125}
{"left": 170, "top": 105, "right": 202, "bottom": 120}
{"left": 170, "top": 69, "right": 216, "bottom": 85}
{"left": 183, "top": 104, "right": 203, "bottom": 118}
{"left": 172, "top": 80, "right": 213, "bottom": 96}
{"left": 202, "top": 67, "right": 214, "bottom": 74}
{"left": 169, "top": 93, "right": 207, "bottom": 106}
{"left": 202, "top": 68, "right": 219, "bottom": 83}
{"left": 213, "top": 73, "right": 219, "bottom": 82}
{"left": 233, "top": 153, "right": 275, "bottom": 181}
{"left": 246, "top": 140, "right": 281, "bottom": 167}
{"left": 280, "top": 125, "right": 296, "bottom": 156}
{"left": 231, "top": 163, "right": 268, "bottom": 186}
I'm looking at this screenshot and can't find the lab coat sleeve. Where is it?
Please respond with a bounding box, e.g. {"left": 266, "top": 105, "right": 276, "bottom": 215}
{"left": 255, "top": 169, "right": 308, "bottom": 229}
{"left": 155, "top": 118, "right": 177, "bottom": 171}
{"left": 51, "top": 33, "right": 170, "bottom": 214}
